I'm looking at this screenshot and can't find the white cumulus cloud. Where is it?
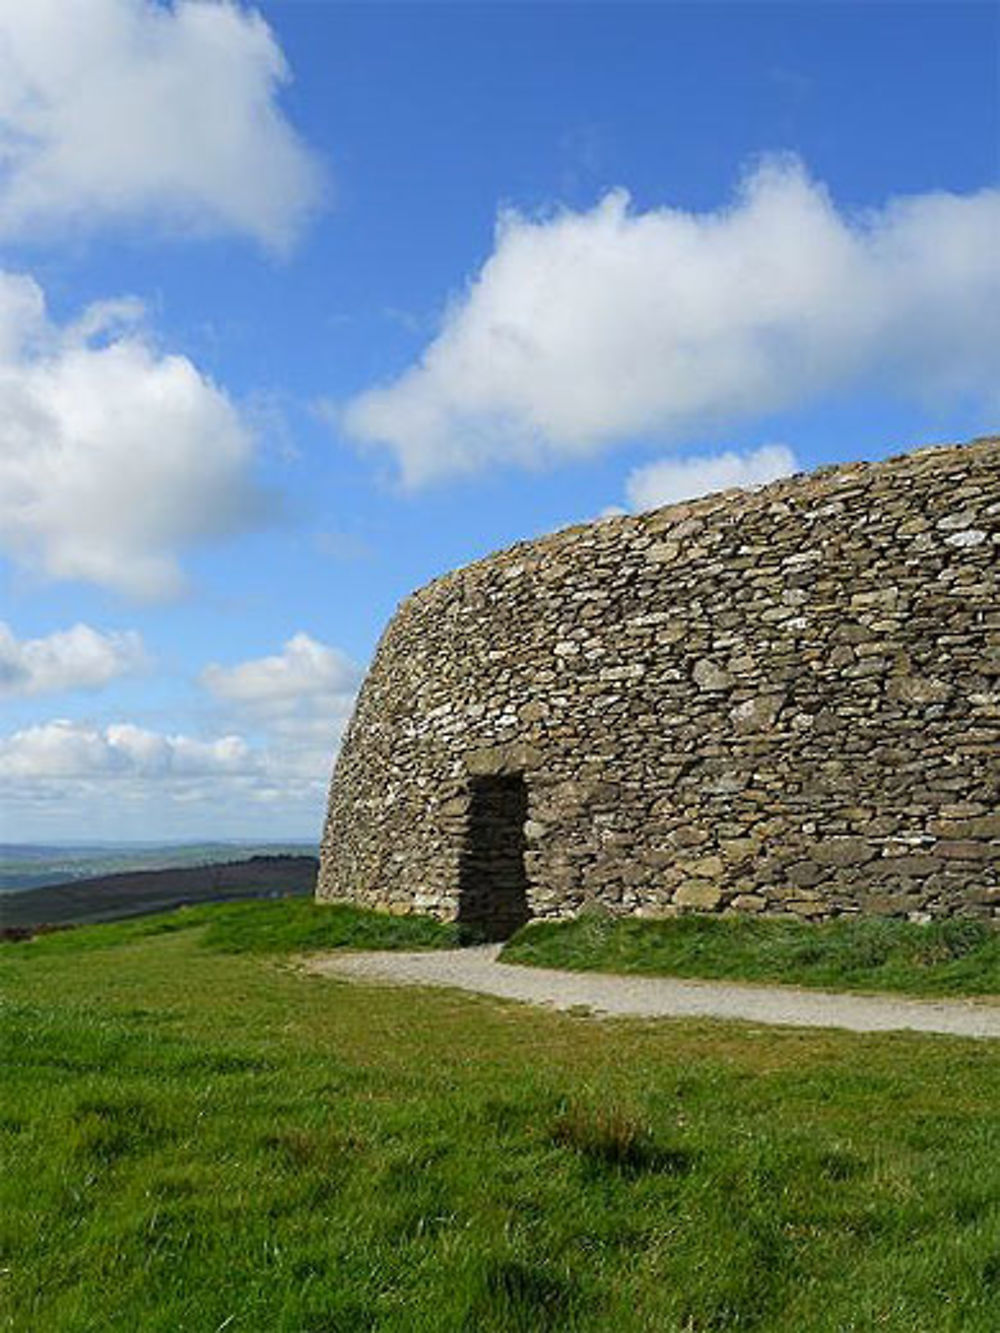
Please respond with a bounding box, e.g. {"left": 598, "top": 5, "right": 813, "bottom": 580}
{"left": 0, "top": 634, "right": 364, "bottom": 835}
{"left": 0, "top": 270, "right": 269, "bottom": 598}
{"left": 0, "top": 0, "right": 323, "bottom": 252}
{"left": 625, "top": 443, "right": 799, "bottom": 512}
{"left": 0, "top": 621, "right": 147, "bottom": 696}
{"left": 0, "top": 718, "right": 254, "bottom": 777}
{"left": 342, "top": 158, "right": 1000, "bottom": 484}
{"left": 201, "top": 631, "right": 360, "bottom": 711}
{"left": 202, "top": 632, "right": 361, "bottom": 780}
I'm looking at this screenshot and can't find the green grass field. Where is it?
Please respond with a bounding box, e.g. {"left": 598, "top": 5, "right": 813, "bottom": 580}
{"left": 501, "top": 912, "right": 1000, "bottom": 997}
{"left": 4, "top": 900, "right": 1000, "bottom": 1331}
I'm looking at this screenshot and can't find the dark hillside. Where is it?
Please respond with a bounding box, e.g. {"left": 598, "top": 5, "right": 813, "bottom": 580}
{"left": 0, "top": 855, "right": 317, "bottom": 931}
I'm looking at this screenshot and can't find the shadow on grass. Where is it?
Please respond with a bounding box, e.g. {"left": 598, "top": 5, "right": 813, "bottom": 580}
{"left": 70, "top": 1097, "right": 170, "bottom": 1165}
{"left": 467, "top": 1257, "right": 579, "bottom": 1331}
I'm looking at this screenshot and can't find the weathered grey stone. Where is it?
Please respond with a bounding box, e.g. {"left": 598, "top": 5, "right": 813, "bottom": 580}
{"left": 731, "top": 893, "right": 766, "bottom": 913}
{"left": 720, "top": 838, "right": 760, "bottom": 863}
{"left": 785, "top": 861, "right": 827, "bottom": 888}
{"left": 811, "top": 838, "right": 875, "bottom": 867}
{"left": 693, "top": 659, "right": 733, "bottom": 691}
{"left": 858, "top": 893, "right": 914, "bottom": 917}
{"left": 518, "top": 700, "right": 548, "bottom": 724}
{"left": 730, "top": 693, "right": 785, "bottom": 732}
{"left": 466, "top": 742, "right": 541, "bottom": 776}
{"left": 317, "top": 437, "right": 1000, "bottom": 930}
{"left": 674, "top": 880, "right": 723, "bottom": 910}
{"left": 870, "top": 855, "right": 943, "bottom": 878}
{"left": 944, "top": 529, "right": 988, "bottom": 548}
{"left": 439, "top": 796, "right": 468, "bottom": 818}
{"left": 669, "top": 825, "right": 711, "bottom": 848}
{"left": 937, "top": 509, "right": 979, "bottom": 531}
{"left": 886, "top": 676, "right": 952, "bottom": 705}
{"left": 936, "top": 840, "right": 994, "bottom": 860}
{"left": 929, "top": 815, "right": 1000, "bottom": 839}
{"left": 647, "top": 541, "right": 681, "bottom": 564}
{"left": 787, "top": 898, "right": 826, "bottom": 919}
{"left": 680, "top": 855, "right": 725, "bottom": 879}
{"left": 640, "top": 848, "right": 674, "bottom": 869}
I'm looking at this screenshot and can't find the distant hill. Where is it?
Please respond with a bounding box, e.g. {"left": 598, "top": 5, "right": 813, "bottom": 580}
{"left": 0, "top": 855, "right": 318, "bottom": 932}
{"left": 0, "top": 842, "right": 318, "bottom": 892}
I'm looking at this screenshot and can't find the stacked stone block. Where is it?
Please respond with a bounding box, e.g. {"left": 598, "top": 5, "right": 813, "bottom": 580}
{"left": 318, "top": 437, "right": 1000, "bottom": 927}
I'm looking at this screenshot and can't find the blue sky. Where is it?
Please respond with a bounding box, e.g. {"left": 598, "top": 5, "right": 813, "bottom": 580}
{"left": 1, "top": 0, "right": 997, "bottom": 842}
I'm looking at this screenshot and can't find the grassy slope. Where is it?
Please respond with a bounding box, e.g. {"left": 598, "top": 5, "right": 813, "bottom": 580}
{"left": 3, "top": 901, "right": 1000, "bottom": 1331}
{"left": 5, "top": 897, "right": 462, "bottom": 952}
{"left": 501, "top": 913, "right": 1000, "bottom": 997}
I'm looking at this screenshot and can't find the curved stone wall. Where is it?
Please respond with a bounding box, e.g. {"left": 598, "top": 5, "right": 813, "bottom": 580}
{"left": 318, "top": 438, "right": 1000, "bottom": 932}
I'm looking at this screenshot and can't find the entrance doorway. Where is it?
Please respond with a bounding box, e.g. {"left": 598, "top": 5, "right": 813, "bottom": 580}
{"left": 457, "top": 774, "right": 531, "bottom": 940}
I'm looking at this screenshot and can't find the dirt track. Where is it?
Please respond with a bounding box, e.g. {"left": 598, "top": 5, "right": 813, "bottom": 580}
{"left": 306, "top": 944, "right": 1000, "bottom": 1039}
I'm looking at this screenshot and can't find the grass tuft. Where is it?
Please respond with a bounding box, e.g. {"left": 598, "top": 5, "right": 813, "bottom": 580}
{"left": 550, "top": 1099, "right": 694, "bottom": 1179}
{"left": 501, "top": 912, "right": 1000, "bottom": 996}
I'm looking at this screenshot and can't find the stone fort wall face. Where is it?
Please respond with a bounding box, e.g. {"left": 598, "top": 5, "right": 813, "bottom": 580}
{"left": 318, "top": 438, "right": 1000, "bottom": 931}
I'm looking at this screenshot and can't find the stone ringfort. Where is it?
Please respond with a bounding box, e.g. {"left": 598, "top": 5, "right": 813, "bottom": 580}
{"left": 318, "top": 437, "right": 1000, "bottom": 938}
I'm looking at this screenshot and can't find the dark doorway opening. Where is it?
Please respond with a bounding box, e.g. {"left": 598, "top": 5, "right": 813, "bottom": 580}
{"left": 458, "top": 774, "right": 531, "bottom": 941}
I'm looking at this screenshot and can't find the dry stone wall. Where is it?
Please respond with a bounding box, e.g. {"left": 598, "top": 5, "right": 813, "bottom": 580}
{"left": 318, "top": 438, "right": 1000, "bottom": 932}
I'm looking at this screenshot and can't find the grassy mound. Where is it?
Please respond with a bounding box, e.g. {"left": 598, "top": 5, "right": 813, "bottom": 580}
{"left": 196, "top": 897, "right": 462, "bottom": 954}
{"left": 2, "top": 897, "right": 461, "bottom": 957}
{"left": 501, "top": 912, "right": 1000, "bottom": 997}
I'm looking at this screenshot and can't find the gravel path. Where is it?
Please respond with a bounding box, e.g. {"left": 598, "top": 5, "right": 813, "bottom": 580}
{"left": 305, "top": 945, "right": 1000, "bottom": 1038}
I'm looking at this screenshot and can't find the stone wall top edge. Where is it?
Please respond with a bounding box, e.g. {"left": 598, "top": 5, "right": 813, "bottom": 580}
{"left": 390, "top": 434, "right": 999, "bottom": 619}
